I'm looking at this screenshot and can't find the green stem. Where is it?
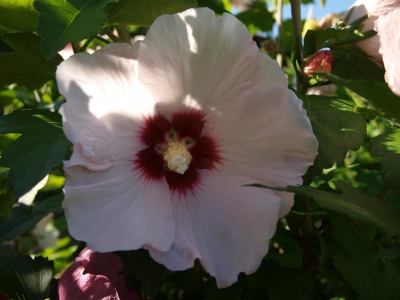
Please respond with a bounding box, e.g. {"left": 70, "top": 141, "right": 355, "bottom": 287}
{"left": 290, "top": 0, "right": 304, "bottom": 92}
{"left": 81, "top": 33, "right": 97, "bottom": 52}
{"left": 95, "top": 35, "right": 111, "bottom": 44}
{"left": 290, "top": 0, "right": 303, "bottom": 60}
{"left": 115, "top": 25, "right": 131, "bottom": 44}
{"left": 376, "top": 181, "right": 392, "bottom": 202}
{"left": 71, "top": 42, "right": 81, "bottom": 53}
{"left": 103, "top": 27, "right": 119, "bottom": 42}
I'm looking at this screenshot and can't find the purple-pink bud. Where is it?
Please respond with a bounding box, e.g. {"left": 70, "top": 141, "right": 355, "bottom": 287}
{"left": 303, "top": 50, "right": 333, "bottom": 77}
{"left": 58, "top": 248, "right": 140, "bottom": 300}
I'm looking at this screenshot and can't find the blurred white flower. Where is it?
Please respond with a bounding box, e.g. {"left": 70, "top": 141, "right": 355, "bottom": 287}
{"left": 343, "top": 0, "right": 400, "bottom": 64}
{"left": 376, "top": 8, "right": 400, "bottom": 96}
{"left": 57, "top": 8, "right": 318, "bottom": 287}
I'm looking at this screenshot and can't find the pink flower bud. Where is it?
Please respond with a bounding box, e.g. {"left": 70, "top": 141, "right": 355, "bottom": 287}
{"left": 303, "top": 50, "right": 333, "bottom": 77}
{"left": 58, "top": 248, "right": 140, "bottom": 300}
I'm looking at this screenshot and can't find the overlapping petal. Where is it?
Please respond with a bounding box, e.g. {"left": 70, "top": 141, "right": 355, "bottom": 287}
{"left": 147, "top": 170, "right": 280, "bottom": 288}
{"left": 202, "top": 85, "right": 318, "bottom": 216}
{"left": 58, "top": 43, "right": 154, "bottom": 164}
{"left": 58, "top": 248, "right": 140, "bottom": 300}
{"left": 376, "top": 9, "right": 400, "bottom": 96}
{"left": 63, "top": 148, "right": 174, "bottom": 252}
{"left": 138, "top": 8, "right": 287, "bottom": 118}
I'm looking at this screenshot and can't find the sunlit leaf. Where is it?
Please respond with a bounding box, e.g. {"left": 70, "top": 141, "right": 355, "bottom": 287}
{"left": 107, "top": 0, "right": 198, "bottom": 26}
{"left": 236, "top": 4, "right": 274, "bottom": 34}
{"left": 0, "top": 109, "right": 71, "bottom": 198}
{"left": 320, "top": 73, "right": 400, "bottom": 122}
{"left": 118, "top": 249, "right": 168, "bottom": 297}
{"left": 332, "top": 219, "right": 400, "bottom": 300}
{"left": 35, "top": 0, "right": 119, "bottom": 59}
{"left": 0, "top": 194, "right": 63, "bottom": 242}
{"left": 0, "top": 33, "right": 62, "bottom": 90}
{"left": 0, "top": 254, "right": 53, "bottom": 300}
{"left": 41, "top": 174, "right": 65, "bottom": 191}
{"left": 0, "top": 0, "right": 39, "bottom": 34}
{"left": 371, "top": 129, "right": 400, "bottom": 192}
{"left": 331, "top": 49, "right": 384, "bottom": 81}
{"left": 311, "top": 26, "right": 376, "bottom": 50}
{"left": 298, "top": 95, "right": 366, "bottom": 180}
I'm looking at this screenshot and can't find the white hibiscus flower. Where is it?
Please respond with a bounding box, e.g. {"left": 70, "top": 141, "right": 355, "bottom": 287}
{"left": 56, "top": 8, "right": 318, "bottom": 288}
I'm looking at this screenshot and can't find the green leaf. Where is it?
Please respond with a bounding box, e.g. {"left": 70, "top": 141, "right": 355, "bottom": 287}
{"left": 197, "top": 0, "right": 229, "bottom": 14}
{"left": 252, "top": 182, "right": 400, "bottom": 235}
{"left": 0, "top": 195, "right": 63, "bottom": 242}
{"left": 236, "top": 4, "right": 274, "bottom": 34}
{"left": 0, "top": 254, "right": 54, "bottom": 300}
{"left": 261, "top": 262, "right": 313, "bottom": 300}
{"left": 0, "top": 0, "right": 39, "bottom": 33}
{"left": 266, "top": 229, "right": 302, "bottom": 269}
{"left": 0, "top": 33, "right": 62, "bottom": 90}
{"left": 35, "top": 0, "right": 119, "bottom": 59}
{"left": 299, "top": 95, "right": 366, "bottom": 179}
{"left": 371, "top": 129, "right": 400, "bottom": 192}
{"left": 313, "top": 26, "right": 377, "bottom": 50}
{"left": 320, "top": 73, "right": 400, "bottom": 122}
{"left": 332, "top": 219, "right": 400, "bottom": 300}
{"left": 107, "top": 0, "right": 198, "bottom": 26}
{"left": 117, "top": 249, "right": 168, "bottom": 297}
{"left": 303, "top": 30, "right": 316, "bottom": 58}
{"left": 0, "top": 109, "right": 71, "bottom": 198}
{"left": 331, "top": 49, "right": 384, "bottom": 81}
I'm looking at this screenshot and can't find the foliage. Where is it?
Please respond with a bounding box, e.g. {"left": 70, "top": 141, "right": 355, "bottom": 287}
{"left": 1, "top": 0, "right": 400, "bottom": 299}
{"left": 0, "top": 109, "right": 71, "bottom": 198}
{"left": 0, "top": 254, "right": 53, "bottom": 299}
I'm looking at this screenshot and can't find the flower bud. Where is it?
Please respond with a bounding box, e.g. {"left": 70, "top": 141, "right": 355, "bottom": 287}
{"left": 58, "top": 248, "right": 140, "bottom": 300}
{"left": 303, "top": 50, "right": 333, "bottom": 77}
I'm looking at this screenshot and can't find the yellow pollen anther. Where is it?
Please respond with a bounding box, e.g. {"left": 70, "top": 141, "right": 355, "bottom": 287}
{"left": 163, "top": 141, "right": 192, "bottom": 174}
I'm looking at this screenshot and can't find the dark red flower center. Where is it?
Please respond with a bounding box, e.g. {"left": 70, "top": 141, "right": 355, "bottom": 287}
{"left": 135, "top": 110, "right": 220, "bottom": 194}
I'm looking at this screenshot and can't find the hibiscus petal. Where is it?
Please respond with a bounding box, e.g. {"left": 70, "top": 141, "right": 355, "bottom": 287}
{"left": 202, "top": 84, "right": 318, "bottom": 216}
{"left": 57, "top": 42, "right": 155, "bottom": 164}
{"left": 138, "top": 7, "right": 286, "bottom": 117}
{"left": 376, "top": 9, "right": 400, "bottom": 96}
{"left": 76, "top": 248, "right": 140, "bottom": 300}
{"left": 63, "top": 151, "right": 174, "bottom": 252}
{"left": 147, "top": 169, "right": 280, "bottom": 288}
{"left": 58, "top": 263, "right": 120, "bottom": 300}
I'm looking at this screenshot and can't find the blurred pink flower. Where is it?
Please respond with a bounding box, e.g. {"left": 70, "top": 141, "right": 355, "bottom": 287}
{"left": 376, "top": 8, "right": 400, "bottom": 96}
{"left": 57, "top": 8, "right": 318, "bottom": 287}
{"left": 303, "top": 50, "right": 333, "bottom": 77}
{"left": 0, "top": 291, "right": 9, "bottom": 300}
{"left": 58, "top": 248, "right": 140, "bottom": 300}
{"left": 343, "top": 0, "right": 400, "bottom": 64}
